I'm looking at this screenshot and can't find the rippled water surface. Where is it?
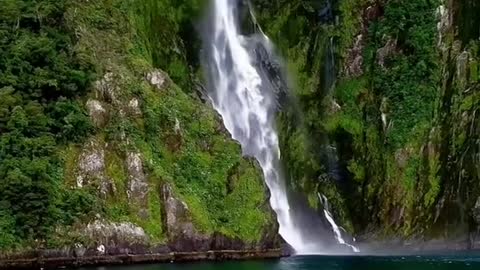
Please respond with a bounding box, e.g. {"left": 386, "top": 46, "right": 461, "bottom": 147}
{"left": 79, "top": 254, "right": 480, "bottom": 270}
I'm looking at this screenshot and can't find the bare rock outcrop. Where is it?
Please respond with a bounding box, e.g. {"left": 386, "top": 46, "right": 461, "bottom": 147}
{"left": 126, "top": 152, "right": 148, "bottom": 201}
{"left": 146, "top": 69, "right": 169, "bottom": 90}
{"left": 85, "top": 220, "right": 149, "bottom": 254}
{"left": 128, "top": 98, "right": 142, "bottom": 116}
{"left": 345, "top": 34, "right": 364, "bottom": 77}
{"left": 376, "top": 38, "right": 397, "bottom": 69}
{"left": 86, "top": 99, "right": 108, "bottom": 128}
{"left": 161, "top": 184, "right": 210, "bottom": 251}
{"left": 344, "top": 2, "right": 384, "bottom": 77}
{"left": 126, "top": 152, "right": 149, "bottom": 218}
{"left": 456, "top": 51, "right": 470, "bottom": 89}
{"left": 94, "top": 72, "right": 120, "bottom": 104}
{"left": 76, "top": 139, "right": 115, "bottom": 197}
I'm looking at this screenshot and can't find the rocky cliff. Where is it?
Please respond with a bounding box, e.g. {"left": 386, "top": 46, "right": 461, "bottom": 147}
{"left": 254, "top": 0, "right": 479, "bottom": 248}
{"left": 0, "top": 0, "right": 479, "bottom": 258}
{"left": 0, "top": 0, "right": 280, "bottom": 257}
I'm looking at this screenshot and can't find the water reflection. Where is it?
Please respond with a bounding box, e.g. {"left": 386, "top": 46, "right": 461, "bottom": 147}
{"left": 80, "top": 260, "right": 276, "bottom": 270}
{"left": 79, "top": 254, "right": 480, "bottom": 270}
{"left": 276, "top": 255, "right": 480, "bottom": 270}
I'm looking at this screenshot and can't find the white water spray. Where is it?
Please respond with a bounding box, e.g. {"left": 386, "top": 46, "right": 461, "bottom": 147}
{"left": 202, "top": 0, "right": 315, "bottom": 253}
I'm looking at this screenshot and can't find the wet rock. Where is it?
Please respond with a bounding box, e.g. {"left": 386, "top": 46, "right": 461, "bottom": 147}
{"left": 74, "top": 243, "right": 86, "bottom": 257}
{"left": 40, "top": 249, "right": 71, "bottom": 258}
{"left": 146, "top": 69, "right": 169, "bottom": 90}
{"left": 210, "top": 233, "right": 245, "bottom": 251}
{"left": 473, "top": 197, "right": 480, "bottom": 226}
{"left": 259, "top": 226, "right": 282, "bottom": 250}
{"left": 281, "top": 243, "right": 294, "bottom": 257}
{"left": 86, "top": 99, "right": 108, "bottom": 128}
{"left": 0, "top": 250, "right": 283, "bottom": 268}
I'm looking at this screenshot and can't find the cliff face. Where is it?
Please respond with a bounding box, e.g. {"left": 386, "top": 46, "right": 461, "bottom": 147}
{"left": 255, "top": 0, "right": 479, "bottom": 247}
{"left": 0, "top": 0, "right": 478, "bottom": 256}
{"left": 0, "top": 0, "right": 280, "bottom": 255}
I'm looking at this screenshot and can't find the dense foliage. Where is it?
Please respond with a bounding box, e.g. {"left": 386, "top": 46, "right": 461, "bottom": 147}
{"left": 0, "top": 0, "right": 477, "bottom": 254}
{"left": 0, "top": 0, "right": 96, "bottom": 248}
{"left": 0, "top": 0, "right": 274, "bottom": 252}
{"left": 257, "top": 0, "right": 479, "bottom": 239}
{"left": 366, "top": 0, "right": 440, "bottom": 148}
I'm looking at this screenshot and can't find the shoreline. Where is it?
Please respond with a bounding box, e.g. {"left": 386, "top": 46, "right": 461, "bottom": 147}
{"left": 0, "top": 249, "right": 284, "bottom": 270}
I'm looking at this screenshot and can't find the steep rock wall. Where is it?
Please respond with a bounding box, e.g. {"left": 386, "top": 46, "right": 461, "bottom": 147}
{"left": 254, "top": 0, "right": 479, "bottom": 248}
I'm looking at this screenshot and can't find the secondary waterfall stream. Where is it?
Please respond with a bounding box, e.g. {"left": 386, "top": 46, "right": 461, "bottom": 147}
{"left": 201, "top": 0, "right": 358, "bottom": 254}
{"left": 319, "top": 194, "right": 360, "bottom": 253}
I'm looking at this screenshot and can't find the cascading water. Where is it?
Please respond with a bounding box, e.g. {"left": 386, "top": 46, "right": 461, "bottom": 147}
{"left": 201, "top": 0, "right": 307, "bottom": 253}
{"left": 201, "top": 0, "right": 357, "bottom": 254}
{"left": 319, "top": 194, "right": 360, "bottom": 253}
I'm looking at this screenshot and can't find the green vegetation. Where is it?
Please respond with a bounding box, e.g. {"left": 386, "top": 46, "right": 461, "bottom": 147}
{"left": 139, "top": 82, "right": 271, "bottom": 241}
{"left": 341, "top": 0, "right": 442, "bottom": 234}
{"left": 0, "top": 0, "right": 273, "bottom": 252}
{"left": 258, "top": 0, "right": 479, "bottom": 239}
{"left": 67, "top": 0, "right": 272, "bottom": 244}
{"left": 0, "top": 0, "right": 95, "bottom": 248}
{"left": 367, "top": 0, "right": 440, "bottom": 148}
{"left": 0, "top": 0, "right": 478, "bottom": 254}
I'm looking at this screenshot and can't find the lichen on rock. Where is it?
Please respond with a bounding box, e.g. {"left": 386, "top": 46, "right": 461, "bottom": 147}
{"left": 95, "top": 72, "right": 120, "bottom": 104}
{"left": 376, "top": 38, "right": 397, "bottom": 69}
{"left": 85, "top": 220, "right": 149, "bottom": 252}
{"left": 125, "top": 151, "right": 149, "bottom": 219}
{"left": 76, "top": 138, "right": 116, "bottom": 197}
{"left": 456, "top": 51, "right": 470, "bottom": 89}
{"left": 345, "top": 34, "right": 364, "bottom": 77}
{"left": 146, "top": 69, "right": 169, "bottom": 90}
{"left": 128, "top": 98, "right": 142, "bottom": 116}
{"left": 161, "top": 183, "right": 210, "bottom": 251}
{"left": 86, "top": 99, "right": 108, "bottom": 128}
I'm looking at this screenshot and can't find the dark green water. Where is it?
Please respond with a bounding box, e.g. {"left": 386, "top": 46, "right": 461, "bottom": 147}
{"left": 79, "top": 254, "right": 480, "bottom": 270}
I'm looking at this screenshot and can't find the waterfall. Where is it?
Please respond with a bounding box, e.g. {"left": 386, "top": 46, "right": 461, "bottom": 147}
{"left": 319, "top": 194, "right": 360, "bottom": 253}
{"left": 201, "top": 0, "right": 357, "bottom": 255}
{"left": 201, "top": 0, "right": 312, "bottom": 253}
